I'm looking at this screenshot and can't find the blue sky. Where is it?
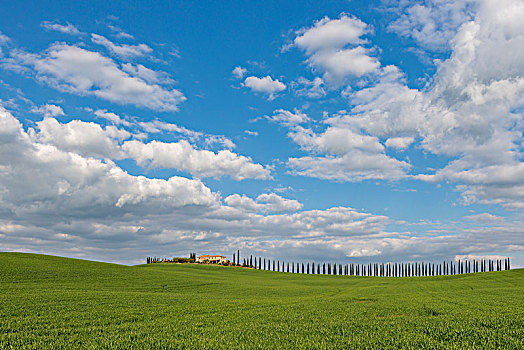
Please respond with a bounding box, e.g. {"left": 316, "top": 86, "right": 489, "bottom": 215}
{"left": 0, "top": 0, "right": 523, "bottom": 266}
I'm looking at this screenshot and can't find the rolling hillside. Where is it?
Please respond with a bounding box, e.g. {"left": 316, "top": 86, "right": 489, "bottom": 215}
{"left": 0, "top": 253, "right": 522, "bottom": 349}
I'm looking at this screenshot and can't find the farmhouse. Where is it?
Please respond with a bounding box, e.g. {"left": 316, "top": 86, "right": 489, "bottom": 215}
{"left": 197, "top": 254, "right": 226, "bottom": 264}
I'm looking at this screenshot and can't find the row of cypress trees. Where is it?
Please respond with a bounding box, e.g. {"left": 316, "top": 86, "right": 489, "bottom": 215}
{"left": 233, "top": 254, "right": 511, "bottom": 276}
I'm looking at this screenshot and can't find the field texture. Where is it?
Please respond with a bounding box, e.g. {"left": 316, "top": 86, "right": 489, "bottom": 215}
{"left": 0, "top": 253, "right": 523, "bottom": 349}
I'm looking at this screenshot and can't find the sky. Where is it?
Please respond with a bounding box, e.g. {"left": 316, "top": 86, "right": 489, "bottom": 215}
{"left": 0, "top": 0, "right": 523, "bottom": 266}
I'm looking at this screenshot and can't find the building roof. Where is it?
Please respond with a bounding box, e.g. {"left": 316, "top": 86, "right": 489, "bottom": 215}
{"left": 198, "top": 254, "right": 226, "bottom": 258}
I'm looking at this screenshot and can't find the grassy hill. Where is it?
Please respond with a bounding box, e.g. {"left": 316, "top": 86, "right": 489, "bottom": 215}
{"left": 0, "top": 253, "right": 522, "bottom": 349}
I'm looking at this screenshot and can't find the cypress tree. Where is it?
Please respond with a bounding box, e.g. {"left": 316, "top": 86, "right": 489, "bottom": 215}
{"left": 301, "top": 263, "right": 304, "bottom": 274}
{"left": 312, "top": 262, "right": 315, "bottom": 274}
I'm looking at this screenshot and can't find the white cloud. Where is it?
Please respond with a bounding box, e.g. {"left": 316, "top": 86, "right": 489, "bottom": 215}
{"left": 0, "top": 31, "right": 9, "bottom": 45}
{"left": 122, "top": 139, "right": 272, "bottom": 180}
{"left": 121, "top": 63, "right": 175, "bottom": 84}
{"left": 290, "top": 125, "right": 385, "bottom": 155}
{"left": 31, "top": 104, "right": 65, "bottom": 118}
{"left": 94, "top": 109, "right": 131, "bottom": 127}
{"left": 348, "top": 248, "right": 381, "bottom": 258}
{"left": 1, "top": 102, "right": 521, "bottom": 265}
{"left": 293, "top": 77, "right": 326, "bottom": 98}
{"left": 91, "top": 34, "right": 152, "bottom": 58}
{"left": 244, "top": 130, "right": 258, "bottom": 136}
{"left": 1, "top": 104, "right": 414, "bottom": 264}
{"left": 139, "top": 119, "right": 202, "bottom": 139}
{"left": 388, "top": 0, "right": 475, "bottom": 51}
{"left": 20, "top": 111, "right": 263, "bottom": 181}
{"left": 243, "top": 76, "right": 286, "bottom": 100}
{"left": 224, "top": 194, "right": 263, "bottom": 212}
{"left": 454, "top": 254, "right": 510, "bottom": 261}
{"left": 11, "top": 43, "right": 185, "bottom": 111}
{"left": 40, "top": 21, "right": 82, "bottom": 35}
{"left": 107, "top": 25, "right": 134, "bottom": 40}
{"left": 269, "top": 107, "right": 411, "bottom": 182}
{"left": 292, "top": 15, "right": 379, "bottom": 85}
{"left": 32, "top": 118, "right": 128, "bottom": 159}
{"left": 0, "top": 105, "right": 219, "bottom": 220}
{"left": 294, "top": 15, "right": 368, "bottom": 54}
{"left": 287, "top": 152, "right": 410, "bottom": 182}
{"left": 225, "top": 193, "right": 302, "bottom": 213}
{"left": 256, "top": 193, "right": 303, "bottom": 213}
{"left": 266, "top": 109, "right": 309, "bottom": 127}
{"left": 232, "top": 66, "right": 247, "bottom": 79}
{"left": 385, "top": 136, "right": 414, "bottom": 150}
{"left": 464, "top": 213, "right": 504, "bottom": 223}
{"left": 302, "top": 1, "right": 524, "bottom": 208}
{"left": 138, "top": 119, "right": 235, "bottom": 149}
{"left": 307, "top": 47, "right": 380, "bottom": 81}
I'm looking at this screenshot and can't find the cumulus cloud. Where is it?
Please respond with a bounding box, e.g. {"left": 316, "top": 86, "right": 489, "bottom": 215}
{"left": 122, "top": 139, "right": 272, "bottom": 180}
{"left": 292, "top": 15, "right": 379, "bottom": 85}
{"left": 32, "top": 118, "right": 128, "bottom": 159}
{"left": 40, "top": 21, "right": 82, "bottom": 35}
{"left": 91, "top": 34, "right": 152, "bottom": 58}
{"left": 0, "top": 104, "right": 416, "bottom": 264}
{"left": 294, "top": 15, "right": 368, "bottom": 53}
{"left": 10, "top": 43, "right": 185, "bottom": 111}
{"left": 225, "top": 193, "right": 302, "bottom": 213}
{"left": 94, "top": 109, "right": 131, "bottom": 127}
{"left": 0, "top": 106, "right": 219, "bottom": 220}
{"left": 301, "top": 1, "right": 524, "bottom": 208}
{"left": 267, "top": 108, "right": 411, "bottom": 182}
{"left": 288, "top": 152, "right": 410, "bottom": 182}
{"left": 232, "top": 66, "right": 247, "bottom": 79}
{"left": 1, "top": 105, "right": 521, "bottom": 265}
{"left": 464, "top": 213, "right": 504, "bottom": 223}
{"left": 385, "top": 136, "right": 415, "bottom": 150}
{"left": 388, "top": 0, "right": 475, "bottom": 51}
{"left": 31, "top": 104, "right": 64, "bottom": 118}
{"left": 243, "top": 75, "right": 286, "bottom": 99}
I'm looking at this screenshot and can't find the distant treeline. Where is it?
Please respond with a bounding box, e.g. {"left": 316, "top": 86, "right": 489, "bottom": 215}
{"left": 146, "top": 251, "right": 510, "bottom": 276}
{"left": 232, "top": 252, "right": 511, "bottom": 277}
{"left": 146, "top": 253, "right": 196, "bottom": 264}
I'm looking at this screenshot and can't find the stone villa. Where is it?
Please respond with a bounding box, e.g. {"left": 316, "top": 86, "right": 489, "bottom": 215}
{"left": 197, "top": 255, "right": 227, "bottom": 264}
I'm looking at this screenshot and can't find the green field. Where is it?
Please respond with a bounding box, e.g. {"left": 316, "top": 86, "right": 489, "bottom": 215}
{"left": 0, "top": 253, "right": 522, "bottom": 349}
